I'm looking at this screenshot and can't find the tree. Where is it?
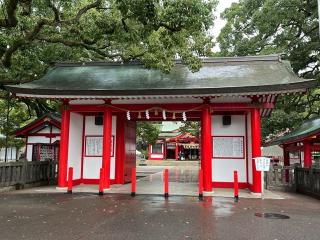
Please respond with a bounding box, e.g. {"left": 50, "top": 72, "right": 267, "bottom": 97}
{"left": 218, "top": 0, "right": 320, "bottom": 140}
{"left": 1, "top": 0, "right": 217, "bottom": 88}
{"left": 179, "top": 121, "right": 200, "bottom": 138}
{"left": 136, "top": 122, "right": 161, "bottom": 155}
{"left": 0, "top": 0, "right": 217, "bottom": 149}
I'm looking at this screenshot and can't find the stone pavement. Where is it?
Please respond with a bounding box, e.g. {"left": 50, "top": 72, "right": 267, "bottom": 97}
{"left": 0, "top": 190, "right": 319, "bottom": 240}
{"left": 30, "top": 165, "right": 284, "bottom": 199}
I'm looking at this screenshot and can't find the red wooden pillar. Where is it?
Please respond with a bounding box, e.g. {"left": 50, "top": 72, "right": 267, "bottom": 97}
{"left": 148, "top": 144, "right": 151, "bottom": 160}
{"left": 102, "top": 106, "right": 112, "bottom": 189}
{"left": 58, "top": 103, "right": 70, "bottom": 188}
{"left": 175, "top": 142, "right": 179, "bottom": 161}
{"left": 251, "top": 108, "right": 262, "bottom": 193}
{"left": 283, "top": 145, "right": 290, "bottom": 182}
{"left": 303, "top": 140, "right": 312, "bottom": 168}
{"left": 201, "top": 103, "right": 212, "bottom": 192}
{"left": 115, "top": 114, "right": 125, "bottom": 184}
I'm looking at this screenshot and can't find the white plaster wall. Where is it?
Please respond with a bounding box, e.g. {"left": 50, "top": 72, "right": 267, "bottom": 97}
{"left": 247, "top": 113, "right": 253, "bottom": 184}
{"left": 67, "top": 113, "right": 83, "bottom": 180}
{"left": 150, "top": 154, "right": 164, "bottom": 159}
{"left": 112, "top": 97, "right": 203, "bottom": 104}
{"left": 69, "top": 99, "right": 105, "bottom": 105}
{"left": 211, "top": 96, "right": 251, "bottom": 103}
{"left": 83, "top": 116, "right": 117, "bottom": 179}
{"left": 28, "top": 136, "right": 50, "bottom": 144}
{"left": 150, "top": 144, "right": 164, "bottom": 159}
{"left": 52, "top": 126, "right": 60, "bottom": 133}
{"left": 0, "top": 147, "right": 17, "bottom": 160}
{"left": 26, "top": 145, "right": 33, "bottom": 161}
{"left": 51, "top": 136, "right": 60, "bottom": 142}
{"left": 36, "top": 126, "right": 51, "bottom": 133}
{"left": 212, "top": 115, "right": 247, "bottom": 183}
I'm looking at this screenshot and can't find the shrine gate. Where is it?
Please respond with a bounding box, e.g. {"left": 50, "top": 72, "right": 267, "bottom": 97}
{"left": 6, "top": 55, "right": 317, "bottom": 193}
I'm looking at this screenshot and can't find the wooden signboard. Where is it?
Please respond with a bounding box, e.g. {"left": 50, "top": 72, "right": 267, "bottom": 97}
{"left": 85, "top": 135, "right": 114, "bottom": 157}
{"left": 212, "top": 136, "right": 244, "bottom": 159}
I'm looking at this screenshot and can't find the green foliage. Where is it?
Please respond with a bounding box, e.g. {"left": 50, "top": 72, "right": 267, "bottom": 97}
{"left": 218, "top": 0, "right": 320, "bottom": 140}
{"left": 0, "top": 0, "right": 217, "bottom": 86}
{"left": 0, "top": 93, "right": 28, "bottom": 147}
{"left": 0, "top": 0, "right": 217, "bottom": 147}
{"left": 136, "top": 122, "right": 161, "bottom": 151}
{"left": 179, "top": 121, "right": 200, "bottom": 138}
{"left": 261, "top": 109, "right": 304, "bottom": 140}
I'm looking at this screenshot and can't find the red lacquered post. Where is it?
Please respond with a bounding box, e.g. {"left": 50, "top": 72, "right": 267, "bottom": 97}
{"left": 99, "top": 168, "right": 104, "bottom": 196}
{"left": 67, "top": 167, "right": 73, "bottom": 194}
{"left": 164, "top": 169, "right": 169, "bottom": 198}
{"left": 234, "top": 171, "right": 239, "bottom": 202}
{"left": 199, "top": 169, "right": 203, "bottom": 199}
{"left": 131, "top": 168, "right": 136, "bottom": 197}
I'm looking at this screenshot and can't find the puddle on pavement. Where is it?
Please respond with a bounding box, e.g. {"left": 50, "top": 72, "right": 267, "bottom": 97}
{"left": 255, "top": 212, "right": 290, "bottom": 219}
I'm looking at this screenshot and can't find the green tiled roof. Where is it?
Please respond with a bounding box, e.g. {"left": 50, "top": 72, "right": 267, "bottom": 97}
{"left": 160, "top": 122, "right": 183, "bottom": 132}
{"left": 5, "top": 55, "right": 317, "bottom": 97}
{"left": 267, "top": 117, "right": 320, "bottom": 145}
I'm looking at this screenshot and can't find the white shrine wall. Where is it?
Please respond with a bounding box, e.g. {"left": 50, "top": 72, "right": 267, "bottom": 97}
{"left": 82, "top": 116, "right": 117, "bottom": 180}
{"left": 67, "top": 113, "right": 83, "bottom": 180}
{"left": 149, "top": 144, "right": 165, "bottom": 160}
{"left": 212, "top": 115, "right": 248, "bottom": 184}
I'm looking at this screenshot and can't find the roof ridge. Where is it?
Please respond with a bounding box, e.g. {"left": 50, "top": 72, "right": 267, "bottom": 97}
{"left": 53, "top": 54, "right": 281, "bottom": 67}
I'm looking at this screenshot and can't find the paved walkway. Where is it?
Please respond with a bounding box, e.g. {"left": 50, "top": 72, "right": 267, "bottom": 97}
{"left": 0, "top": 190, "right": 319, "bottom": 240}
{"left": 30, "top": 166, "right": 284, "bottom": 199}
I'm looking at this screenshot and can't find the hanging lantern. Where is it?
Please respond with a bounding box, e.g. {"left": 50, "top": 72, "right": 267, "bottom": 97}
{"left": 182, "top": 112, "right": 187, "bottom": 121}
{"left": 138, "top": 112, "right": 142, "bottom": 119}
{"left": 126, "top": 111, "right": 131, "bottom": 120}
{"left": 162, "top": 110, "right": 166, "bottom": 120}
{"left": 146, "top": 110, "right": 150, "bottom": 119}
{"left": 172, "top": 112, "right": 176, "bottom": 120}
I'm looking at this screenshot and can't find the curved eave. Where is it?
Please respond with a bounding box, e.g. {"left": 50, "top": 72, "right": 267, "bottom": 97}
{"left": 6, "top": 79, "right": 317, "bottom": 98}
{"left": 265, "top": 127, "right": 320, "bottom": 147}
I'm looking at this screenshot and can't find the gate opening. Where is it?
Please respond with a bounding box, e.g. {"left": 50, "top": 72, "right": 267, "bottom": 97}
{"left": 135, "top": 121, "right": 200, "bottom": 196}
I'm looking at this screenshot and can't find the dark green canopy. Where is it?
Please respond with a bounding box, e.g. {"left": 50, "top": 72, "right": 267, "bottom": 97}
{"left": 5, "top": 55, "right": 317, "bottom": 98}
{"left": 266, "top": 117, "right": 320, "bottom": 146}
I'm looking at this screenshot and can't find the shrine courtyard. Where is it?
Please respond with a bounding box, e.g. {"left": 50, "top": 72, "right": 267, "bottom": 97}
{"left": 0, "top": 190, "right": 319, "bottom": 240}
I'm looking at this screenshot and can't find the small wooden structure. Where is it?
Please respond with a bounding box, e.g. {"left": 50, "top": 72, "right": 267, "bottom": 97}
{"left": 266, "top": 116, "right": 320, "bottom": 183}
{"left": 15, "top": 113, "right": 61, "bottom": 162}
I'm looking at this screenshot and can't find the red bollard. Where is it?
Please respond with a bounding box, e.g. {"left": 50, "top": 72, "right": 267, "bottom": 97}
{"left": 199, "top": 169, "right": 203, "bottom": 200}
{"left": 99, "top": 168, "right": 105, "bottom": 196}
{"left": 67, "top": 167, "right": 73, "bottom": 194}
{"left": 131, "top": 168, "right": 136, "bottom": 197}
{"left": 164, "top": 168, "right": 169, "bottom": 198}
{"left": 234, "top": 170, "right": 239, "bottom": 202}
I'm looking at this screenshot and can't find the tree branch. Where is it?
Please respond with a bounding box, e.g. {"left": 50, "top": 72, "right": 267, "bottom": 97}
{"left": 0, "top": 0, "right": 19, "bottom": 28}
{"left": 2, "top": 18, "right": 50, "bottom": 67}
{"left": 1, "top": 0, "right": 103, "bottom": 68}
{"left": 37, "top": 36, "right": 122, "bottom": 59}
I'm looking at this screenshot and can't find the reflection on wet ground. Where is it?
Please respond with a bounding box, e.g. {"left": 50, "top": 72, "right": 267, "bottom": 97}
{"left": 0, "top": 191, "right": 319, "bottom": 240}
{"left": 17, "top": 166, "right": 284, "bottom": 199}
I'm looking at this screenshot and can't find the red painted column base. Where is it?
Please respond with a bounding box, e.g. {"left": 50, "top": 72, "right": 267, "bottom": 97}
{"left": 303, "top": 141, "right": 312, "bottom": 168}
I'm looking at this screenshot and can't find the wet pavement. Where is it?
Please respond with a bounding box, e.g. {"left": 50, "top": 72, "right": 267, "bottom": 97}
{"left": 32, "top": 166, "right": 284, "bottom": 199}
{"left": 0, "top": 190, "right": 319, "bottom": 240}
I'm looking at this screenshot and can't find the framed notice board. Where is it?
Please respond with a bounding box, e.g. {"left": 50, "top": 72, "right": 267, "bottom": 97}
{"left": 212, "top": 136, "right": 244, "bottom": 159}
{"left": 85, "top": 135, "right": 114, "bottom": 157}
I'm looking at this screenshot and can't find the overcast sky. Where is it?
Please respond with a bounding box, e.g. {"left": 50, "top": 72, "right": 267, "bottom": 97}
{"left": 211, "top": 0, "right": 239, "bottom": 51}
